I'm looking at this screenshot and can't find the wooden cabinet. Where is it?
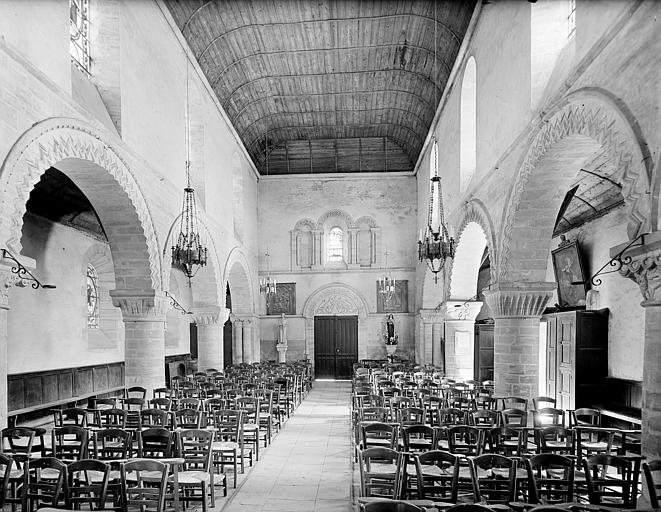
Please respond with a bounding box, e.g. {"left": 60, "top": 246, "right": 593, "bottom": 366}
{"left": 542, "top": 309, "right": 608, "bottom": 410}
{"left": 474, "top": 323, "right": 494, "bottom": 382}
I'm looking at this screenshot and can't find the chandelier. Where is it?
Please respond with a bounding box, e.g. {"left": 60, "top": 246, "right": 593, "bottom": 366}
{"left": 418, "top": 139, "right": 455, "bottom": 283}
{"left": 171, "top": 53, "right": 207, "bottom": 280}
{"left": 378, "top": 249, "right": 396, "bottom": 302}
{"left": 260, "top": 249, "right": 277, "bottom": 297}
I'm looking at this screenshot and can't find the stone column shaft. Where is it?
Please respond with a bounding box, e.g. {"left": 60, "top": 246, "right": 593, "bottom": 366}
{"left": 232, "top": 317, "right": 243, "bottom": 364}
{"left": 110, "top": 289, "right": 167, "bottom": 397}
{"left": 242, "top": 319, "right": 253, "bottom": 363}
{"left": 0, "top": 268, "right": 19, "bottom": 429}
{"left": 483, "top": 282, "right": 554, "bottom": 398}
{"left": 194, "top": 307, "right": 229, "bottom": 371}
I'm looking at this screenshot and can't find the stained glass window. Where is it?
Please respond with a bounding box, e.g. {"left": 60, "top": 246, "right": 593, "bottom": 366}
{"left": 87, "top": 264, "right": 99, "bottom": 329}
{"left": 328, "top": 227, "right": 343, "bottom": 261}
{"left": 70, "top": 0, "right": 91, "bottom": 74}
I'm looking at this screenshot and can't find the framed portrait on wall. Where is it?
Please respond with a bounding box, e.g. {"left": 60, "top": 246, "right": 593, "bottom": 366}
{"left": 266, "top": 283, "right": 296, "bottom": 315}
{"left": 376, "top": 280, "right": 408, "bottom": 313}
{"left": 551, "top": 240, "right": 588, "bottom": 307}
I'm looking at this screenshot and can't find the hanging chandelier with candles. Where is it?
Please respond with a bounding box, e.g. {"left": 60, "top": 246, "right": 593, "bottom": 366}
{"left": 171, "top": 52, "right": 208, "bottom": 280}
{"left": 378, "top": 249, "right": 396, "bottom": 302}
{"left": 260, "top": 249, "right": 277, "bottom": 297}
{"left": 417, "top": 139, "right": 455, "bottom": 283}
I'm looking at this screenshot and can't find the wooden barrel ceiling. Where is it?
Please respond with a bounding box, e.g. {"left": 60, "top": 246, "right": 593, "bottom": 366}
{"left": 165, "top": 1, "right": 476, "bottom": 175}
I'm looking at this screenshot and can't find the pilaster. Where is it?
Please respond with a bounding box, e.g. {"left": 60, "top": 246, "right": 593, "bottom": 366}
{"left": 193, "top": 306, "right": 224, "bottom": 372}
{"left": 617, "top": 232, "right": 661, "bottom": 462}
{"left": 110, "top": 289, "right": 167, "bottom": 396}
{"left": 242, "top": 318, "right": 254, "bottom": 363}
{"left": 347, "top": 228, "right": 359, "bottom": 269}
{"left": 311, "top": 229, "right": 323, "bottom": 270}
{"left": 231, "top": 314, "right": 243, "bottom": 364}
{"left": 444, "top": 301, "right": 483, "bottom": 380}
{"left": 0, "top": 266, "right": 20, "bottom": 429}
{"left": 483, "top": 282, "right": 554, "bottom": 398}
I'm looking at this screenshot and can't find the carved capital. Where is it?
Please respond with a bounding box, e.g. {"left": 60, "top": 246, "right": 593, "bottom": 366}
{"left": 446, "top": 301, "right": 483, "bottom": 322}
{"left": 418, "top": 308, "right": 444, "bottom": 324}
{"left": 192, "top": 306, "right": 221, "bottom": 326}
{"left": 620, "top": 250, "right": 661, "bottom": 306}
{"left": 483, "top": 282, "right": 555, "bottom": 318}
{"left": 110, "top": 289, "right": 167, "bottom": 322}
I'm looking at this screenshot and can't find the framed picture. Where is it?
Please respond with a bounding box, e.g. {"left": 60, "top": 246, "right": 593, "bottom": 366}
{"left": 376, "top": 280, "right": 408, "bottom": 313}
{"left": 266, "top": 283, "right": 296, "bottom": 315}
{"left": 551, "top": 240, "right": 588, "bottom": 307}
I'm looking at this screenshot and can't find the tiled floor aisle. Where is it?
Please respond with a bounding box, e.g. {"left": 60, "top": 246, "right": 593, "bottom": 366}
{"left": 222, "top": 380, "right": 354, "bottom": 512}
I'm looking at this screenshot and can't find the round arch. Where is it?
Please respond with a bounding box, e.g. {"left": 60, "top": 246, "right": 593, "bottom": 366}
{"left": 161, "top": 213, "right": 223, "bottom": 312}
{"left": 499, "top": 90, "right": 653, "bottom": 282}
{"left": 223, "top": 246, "right": 254, "bottom": 316}
{"left": 448, "top": 200, "right": 496, "bottom": 300}
{"left": 0, "top": 118, "right": 162, "bottom": 290}
{"left": 302, "top": 283, "right": 370, "bottom": 365}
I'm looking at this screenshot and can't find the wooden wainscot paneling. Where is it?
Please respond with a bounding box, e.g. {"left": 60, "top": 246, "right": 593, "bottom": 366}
{"left": 8, "top": 362, "right": 125, "bottom": 416}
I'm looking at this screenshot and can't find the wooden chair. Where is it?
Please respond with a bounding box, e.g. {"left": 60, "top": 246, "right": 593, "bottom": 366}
{"left": 360, "top": 500, "right": 422, "bottom": 512}
{"left": 468, "top": 409, "right": 499, "bottom": 428}
{"left": 174, "top": 408, "right": 202, "bottom": 429}
{"left": 211, "top": 409, "right": 244, "bottom": 487}
{"left": 447, "top": 425, "right": 481, "bottom": 456}
{"left": 66, "top": 459, "right": 110, "bottom": 510}
{"left": 140, "top": 408, "right": 169, "bottom": 429}
{"left": 120, "top": 459, "right": 168, "bottom": 512}
{"left": 149, "top": 398, "right": 172, "bottom": 411}
{"left": 487, "top": 426, "right": 526, "bottom": 457}
{"left": 152, "top": 387, "right": 171, "bottom": 399}
{"left": 501, "top": 408, "right": 528, "bottom": 427}
{"left": 51, "top": 426, "right": 88, "bottom": 462}
{"left": 571, "top": 408, "right": 601, "bottom": 427}
{"left": 396, "top": 407, "right": 426, "bottom": 427}
{"left": 412, "top": 450, "right": 459, "bottom": 502}
{"left": 96, "top": 408, "right": 128, "bottom": 429}
{"left": 536, "top": 426, "right": 574, "bottom": 455}
{"left": 137, "top": 428, "right": 174, "bottom": 458}
{"left": 501, "top": 397, "right": 528, "bottom": 412}
{"left": 643, "top": 460, "right": 661, "bottom": 508}
{"left": 361, "top": 422, "right": 398, "bottom": 450}
{"left": 469, "top": 454, "right": 518, "bottom": 505}
{"left": 583, "top": 454, "right": 640, "bottom": 508}
{"left": 177, "top": 429, "right": 220, "bottom": 512}
{"left": 401, "top": 425, "right": 436, "bottom": 454}
{"left": 533, "top": 408, "right": 565, "bottom": 428}
{"left": 533, "top": 396, "right": 557, "bottom": 410}
{"left": 575, "top": 427, "right": 615, "bottom": 465}
{"left": 0, "top": 454, "right": 14, "bottom": 509}
{"left": 22, "top": 457, "right": 67, "bottom": 512}
{"left": 53, "top": 407, "right": 88, "bottom": 427}
{"left": 525, "top": 453, "right": 575, "bottom": 504}
{"left": 358, "top": 447, "right": 403, "bottom": 499}
{"left": 125, "top": 386, "right": 147, "bottom": 400}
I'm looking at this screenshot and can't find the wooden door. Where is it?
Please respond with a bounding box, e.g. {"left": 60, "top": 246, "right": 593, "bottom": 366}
{"left": 223, "top": 319, "right": 233, "bottom": 369}
{"left": 546, "top": 318, "right": 557, "bottom": 399}
{"left": 557, "top": 314, "right": 576, "bottom": 410}
{"left": 474, "top": 324, "right": 494, "bottom": 382}
{"left": 314, "top": 316, "right": 358, "bottom": 379}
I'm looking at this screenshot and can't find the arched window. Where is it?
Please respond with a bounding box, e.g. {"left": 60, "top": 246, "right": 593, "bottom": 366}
{"left": 328, "top": 227, "right": 344, "bottom": 262}
{"left": 86, "top": 263, "right": 99, "bottom": 329}
{"left": 460, "top": 56, "right": 477, "bottom": 193}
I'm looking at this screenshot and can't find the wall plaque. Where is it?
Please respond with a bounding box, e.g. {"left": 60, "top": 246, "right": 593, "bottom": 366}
{"left": 267, "top": 282, "right": 296, "bottom": 315}
{"left": 376, "top": 280, "right": 408, "bottom": 313}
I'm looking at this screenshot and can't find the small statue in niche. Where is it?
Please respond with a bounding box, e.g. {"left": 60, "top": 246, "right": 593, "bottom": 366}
{"left": 277, "top": 313, "right": 287, "bottom": 346}
{"left": 384, "top": 314, "right": 398, "bottom": 345}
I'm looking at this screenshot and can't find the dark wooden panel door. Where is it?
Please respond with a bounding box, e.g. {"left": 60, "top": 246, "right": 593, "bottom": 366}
{"left": 223, "top": 320, "right": 233, "bottom": 369}
{"left": 474, "top": 324, "right": 494, "bottom": 382}
{"left": 546, "top": 318, "right": 557, "bottom": 400}
{"left": 314, "top": 316, "right": 358, "bottom": 379}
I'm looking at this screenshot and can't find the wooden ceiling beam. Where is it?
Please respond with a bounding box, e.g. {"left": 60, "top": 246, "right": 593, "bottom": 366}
{"left": 192, "top": 10, "right": 462, "bottom": 60}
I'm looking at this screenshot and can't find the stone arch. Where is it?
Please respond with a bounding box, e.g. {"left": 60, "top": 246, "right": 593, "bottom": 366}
{"left": 0, "top": 118, "right": 162, "bottom": 290}
{"left": 293, "top": 218, "right": 316, "bottom": 231}
{"left": 354, "top": 216, "right": 377, "bottom": 228}
{"left": 161, "top": 212, "right": 223, "bottom": 311}
{"left": 448, "top": 200, "right": 496, "bottom": 299}
{"left": 499, "top": 90, "right": 653, "bottom": 282}
{"left": 302, "top": 283, "right": 370, "bottom": 364}
{"left": 223, "top": 246, "right": 254, "bottom": 315}
{"left": 316, "top": 209, "right": 355, "bottom": 230}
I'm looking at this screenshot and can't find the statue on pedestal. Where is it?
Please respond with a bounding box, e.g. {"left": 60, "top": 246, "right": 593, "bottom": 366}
{"left": 276, "top": 313, "right": 288, "bottom": 363}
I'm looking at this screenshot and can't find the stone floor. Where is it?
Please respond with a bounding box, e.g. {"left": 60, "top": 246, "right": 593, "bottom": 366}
{"left": 214, "top": 380, "right": 355, "bottom": 512}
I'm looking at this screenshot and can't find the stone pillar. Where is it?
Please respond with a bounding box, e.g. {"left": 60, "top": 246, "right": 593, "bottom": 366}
{"left": 418, "top": 309, "right": 444, "bottom": 369}
{"left": 311, "top": 230, "right": 323, "bottom": 270}
{"left": 347, "top": 228, "right": 359, "bottom": 269}
{"left": 483, "top": 282, "right": 554, "bottom": 398}
{"left": 372, "top": 227, "right": 382, "bottom": 267}
{"left": 242, "top": 319, "right": 253, "bottom": 363}
{"left": 0, "top": 267, "right": 19, "bottom": 429}
{"left": 194, "top": 307, "right": 229, "bottom": 371}
{"left": 231, "top": 315, "right": 243, "bottom": 364}
{"left": 444, "top": 301, "right": 483, "bottom": 381}
{"left": 289, "top": 230, "right": 297, "bottom": 270}
{"left": 617, "top": 232, "right": 661, "bottom": 462}
{"left": 110, "top": 289, "right": 167, "bottom": 397}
